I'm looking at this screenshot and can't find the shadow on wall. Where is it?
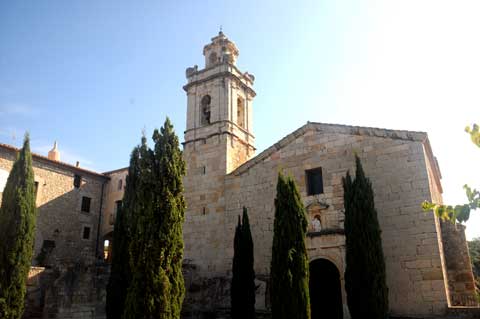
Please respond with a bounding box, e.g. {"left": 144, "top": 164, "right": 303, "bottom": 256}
{"left": 33, "top": 182, "right": 102, "bottom": 268}
{"left": 22, "top": 181, "right": 109, "bottom": 319}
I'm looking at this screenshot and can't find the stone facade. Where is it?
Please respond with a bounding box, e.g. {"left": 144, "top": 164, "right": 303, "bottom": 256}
{"left": 180, "top": 32, "right": 478, "bottom": 318}
{"left": 101, "top": 167, "right": 128, "bottom": 261}
{"left": 0, "top": 143, "right": 109, "bottom": 318}
{"left": 0, "top": 32, "right": 478, "bottom": 319}
{"left": 0, "top": 144, "right": 108, "bottom": 266}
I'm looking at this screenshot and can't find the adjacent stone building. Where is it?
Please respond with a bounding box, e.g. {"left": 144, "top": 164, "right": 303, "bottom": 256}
{"left": 0, "top": 142, "right": 110, "bottom": 318}
{"left": 0, "top": 32, "right": 478, "bottom": 318}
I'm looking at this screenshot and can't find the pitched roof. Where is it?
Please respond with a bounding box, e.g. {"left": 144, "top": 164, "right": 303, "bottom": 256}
{"left": 230, "top": 121, "right": 431, "bottom": 176}
{"left": 103, "top": 167, "right": 129, "bottom": 175}
{"left": 0, "top": 143, "right": 109, "bottom": 180}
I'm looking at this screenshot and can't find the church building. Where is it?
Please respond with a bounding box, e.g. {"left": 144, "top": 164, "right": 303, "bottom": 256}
{"left": 0, "top": 32, "right": 477, "bottom": 319}
{"left": 179, "top": 31, "right": 477, "bottom": 318}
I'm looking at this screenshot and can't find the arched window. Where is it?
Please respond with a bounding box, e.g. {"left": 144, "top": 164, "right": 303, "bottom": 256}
{"left": 237, "top": 97, "right": 245, "bottom": 128}
{"left": 201, "top": 95, "right": 211, "bottom": 126}
{"left": 209, "top": 52, "right": 217, "bottom": 65}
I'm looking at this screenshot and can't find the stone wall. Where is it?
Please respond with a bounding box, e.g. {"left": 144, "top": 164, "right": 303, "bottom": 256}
{"left": 422, "top": 141, "right": 477, "bottom": 307}
{"left": 23, "top": 264, "right": 109, "bottom": 319}
{"left": 101, "top": 168, "right": 128, "bottom": 260}
{"left": 0, "top": 147, "right": 107, "bottom": 266}
{"left": 182, "top": 123, "right": 455, "bottom": 318}
{"left": 0, "top": 146, "right": 109, "bottom": 319}
{"left": 441, "top": 222, "right": 478, "bottom": 306}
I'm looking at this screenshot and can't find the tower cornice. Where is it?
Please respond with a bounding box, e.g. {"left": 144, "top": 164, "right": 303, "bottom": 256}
{"left": 183, "top": 63, "right": 256, "bottom": 97}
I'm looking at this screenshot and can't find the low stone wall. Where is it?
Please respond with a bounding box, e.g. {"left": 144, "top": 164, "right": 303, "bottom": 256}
{"left": 441, "top": 223, "right": 478, "bottom": 307}
{"left": 23, "top": 263, "right": 109, "bottom": 319}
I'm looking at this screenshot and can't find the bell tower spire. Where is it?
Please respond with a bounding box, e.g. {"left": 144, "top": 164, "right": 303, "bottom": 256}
{"left": 183, "top": 32, "right": 256, "bottom": 174}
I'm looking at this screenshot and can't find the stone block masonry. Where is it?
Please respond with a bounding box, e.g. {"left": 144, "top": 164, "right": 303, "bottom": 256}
{"left": 0, "top": 144, "right": 109, "bottom": 319}
{"left": 183, "top": 122, "right": 477, "bottom": 318}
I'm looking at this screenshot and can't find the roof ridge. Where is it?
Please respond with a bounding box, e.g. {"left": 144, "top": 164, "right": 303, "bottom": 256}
{"left": 0, "top": 142, "right": 109, "bottom": 179}
{"left": 229, "top": 121, "right": 428, "bottom": 176}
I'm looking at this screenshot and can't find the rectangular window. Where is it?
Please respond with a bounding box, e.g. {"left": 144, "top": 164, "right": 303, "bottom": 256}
{"left": 34, "top": 181, "right": 39, "bottom": 198}
{"left": 74, "top": 174, "right": 82, "bottom": 188}
{"left": 81, "top": 196, "right": 91, "bottom": 213}
{"left": 237, "top": 97, "right": 245, "bottom": 128}
{"left": 306, "top": 167, "right": 324, "bottom": 196}
{"left": 115, "top": 200, "right": 122, "bottom": 215}
{"left": 82, "top": 227, "right": 91, "bottom": 240}
{"left": 42, "top": 240, "right": 56, "bottom": 249}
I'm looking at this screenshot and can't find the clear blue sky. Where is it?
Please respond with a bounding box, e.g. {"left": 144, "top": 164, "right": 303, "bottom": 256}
{"left": 1, "top": 1, "right": 479, "bottom": 237}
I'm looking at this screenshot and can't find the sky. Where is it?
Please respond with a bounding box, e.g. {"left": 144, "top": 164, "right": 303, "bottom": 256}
{"left": 1, "top": 1, "right": 479, "bottom": 238}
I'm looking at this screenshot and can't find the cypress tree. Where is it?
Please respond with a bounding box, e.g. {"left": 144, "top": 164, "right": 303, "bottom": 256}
{"left": 123, "top": 118, "right": 186, "bottom": 319}
{"left": 231, "top": 207, "right": 256, "bottom": 319}
{"left": 342, "top": 156, "right": 388, "bottom": 319}
{"left": 0, "top": 134, "right": 37, "bottom": 319}
{"left": 106, "top": 146, "right": 141, "bottom": 319}
{"left": 231, "top": 215, "right": 242, "bottom": 318}
{"left": 270, "top": 173, "right": 310, "bottom": 319}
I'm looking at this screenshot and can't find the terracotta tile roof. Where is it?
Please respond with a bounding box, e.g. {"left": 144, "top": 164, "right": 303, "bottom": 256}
{"left": 103, "top": 167, "right": 129, "bottom": 175}
{"left": 0, "top": 143, "right": 109, "bottom": 180}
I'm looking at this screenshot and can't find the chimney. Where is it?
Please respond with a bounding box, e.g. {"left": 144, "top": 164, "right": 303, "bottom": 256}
{"left": 76, "top": 161, "right": 80, "bottom": 167}
{"left": 47, "top": 141, "right": 60, "bottom": 161}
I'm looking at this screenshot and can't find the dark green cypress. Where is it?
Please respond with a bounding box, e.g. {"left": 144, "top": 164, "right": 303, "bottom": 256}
{"left": 0, "top": 134, "right": 37, "bottom": 319}
{"left": 123, "top": 118, "right": 186, "bottom": 319}
{"left": 342, "top": 156, "right": 388, "bottom": 319}
{"left": 270, "top": 173, "right": 310, "bottom": 319}
{"left": 231, "top": 215, "right": 242, "bottom": 318}
{"left": 106, "top": 146, "right": 141, "bottom": 319}
{"left": 231, "top": 207, "right": 256, "bottom": 319}
{"left": 241, "top": 208, "right": 256, "bottom": 318}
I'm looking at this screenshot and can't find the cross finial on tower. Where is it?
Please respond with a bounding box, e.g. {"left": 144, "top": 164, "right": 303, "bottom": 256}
{"left": 219, "top": 25, "right": 222, "bottom": 33}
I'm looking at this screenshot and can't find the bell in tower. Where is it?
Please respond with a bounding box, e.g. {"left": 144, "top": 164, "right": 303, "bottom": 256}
{"left": 183, "top": 31, "right": 256, "bottom": 175}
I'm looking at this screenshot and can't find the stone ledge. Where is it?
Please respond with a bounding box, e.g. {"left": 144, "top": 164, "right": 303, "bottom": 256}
{"left": 307, "top": 228, "right": 345, "bottom": 237}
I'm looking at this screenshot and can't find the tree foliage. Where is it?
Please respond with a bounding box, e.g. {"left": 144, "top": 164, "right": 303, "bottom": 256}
{"left": 123, "top": 118, "right": 186, "bottom": 319}
{"left": 106, "top": 146, "right": 141, "bottom": 319}
{"left": 468, "top": 237, "right": 480, "bottom": 278}
{"left": 468, "top": 237, "right": 480, "bottom": 298}
{"left": 422, "top": 123, "right": 480, "bottom": 223}
{"left": 342, "top": 156, "right": 388, "bottom": 319}
{"left": 231, "top": 207, "right": 255, "bottom": 319}
{"left": 0, "top": 134, "right": 37, "bottom": 319}
{"left": 270, "top": 173, "right": 310, "bottom": 319}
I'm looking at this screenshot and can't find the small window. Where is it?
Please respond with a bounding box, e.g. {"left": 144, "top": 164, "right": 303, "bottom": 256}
{"left": 43, "top": 239, "right": 56, "bottom": 249}
{"left": 82, "top": 227, "right": 91, "bottom": 240}
{"left": 200, "top": 95, "right": 211, "bottom": 126}
{"left": 34, "top": 181, "right": 39, "bottom": 198}
{"left": 209, "top": 52, "right": 217, "bottom": 65}
{"left": 306, "top": 167, "right": 323, "bottom": 196}
{"left": 237, "top": 97, "right": 245, "bottom": 128}
{"left": 74, "top": 174, "right": 82, "bottom": 188}
{"left": 202, "top": 166, "right": 206, "bottom": 174}
{"left": 115, "top": 200, "right": 122, "bottom": 215}
{"left": 118, "top": 179, "right": 123, "bottom": 191}
{"left": 81, "top": 196, "right": 91, "bottom": 213}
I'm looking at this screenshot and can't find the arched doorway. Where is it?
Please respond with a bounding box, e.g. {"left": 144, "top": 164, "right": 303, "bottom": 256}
{"left": 309, "top": 258, "right": 343, "bottom": 319}
{"left": 103, "top": 231, "right": 113, "bottom": 262}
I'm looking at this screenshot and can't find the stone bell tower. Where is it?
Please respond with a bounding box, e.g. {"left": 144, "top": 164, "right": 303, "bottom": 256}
{"left": 183, "top": 31, "right": 256, "bottom": 177}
